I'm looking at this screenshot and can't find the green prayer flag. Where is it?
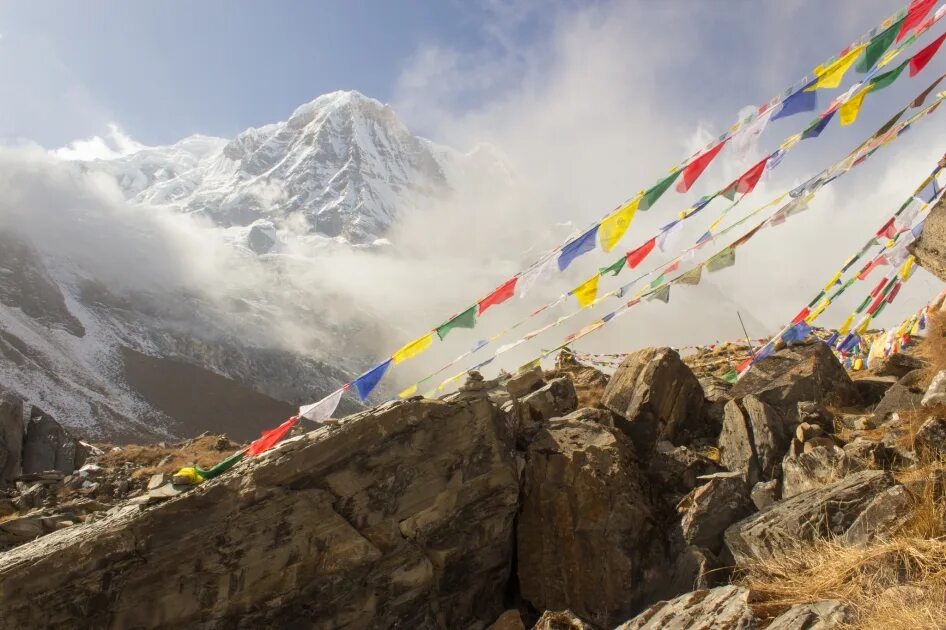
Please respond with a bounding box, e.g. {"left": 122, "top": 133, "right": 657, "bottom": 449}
{"left": 706, "top": 247, "right": 736, "bottom": 272}
{"left": 640, "top": 170, "right": 681, "bottom": 211}
{"left": 722, "top": 369, "right": 739, "bottom": 384}
{"left": 720, "top": 182, "right": 739, "bottom": 202}
{"left": 646, "top": 284, "right": 671, "bottom": 303}
{"left": 873, "top": 301, "right": 887, "bottom": 317}
{"left": 599, "top": 256, "right": 626, "bottom": 276}
{"left": 855, "top": 295, "right": 872, "bottom": 313}
{"left": 807, "top": 291, "right": 826, "bottom": 309}
{"left": 856, "top": 18, "right": 904, "bottom": 73}
{"left": 869, "top": 61, "right": 907, "bottom": 92}
{"left": 436, "top": 306, "right": 476, "bottom": 340}
{"left": 649, "top": 274, "right": 665, "bottom": 289}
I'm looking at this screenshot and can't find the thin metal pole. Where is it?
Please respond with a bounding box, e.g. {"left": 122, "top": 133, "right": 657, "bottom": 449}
{"left": 737, "top": 311, "right": 756, "bottom": 357}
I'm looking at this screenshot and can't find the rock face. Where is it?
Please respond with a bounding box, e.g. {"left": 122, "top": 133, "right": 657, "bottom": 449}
{"left": 728, "top": 342, "right": 859, "bottom": 421}
{"left": 0, "top": 390, "right": 23, "bottom": 486}
{"left": 601, "top": 348, "right": 708, "bottom": 454}
{"left": 724, "top": 470, "right": 897, "bottom": 566}
{"left": 0, "top": 397, "right": 521, "bottom": 628}
{"left": 766, "top": 600, "right": 851, "bottom": 630}
{"left": 718, "top": 395, "right": 790, "bottom": 487}
{"left": 20, "top": 408, "right": 88, "bottom": 476}
{"left": 909, "top": 194, "right": 946, "bottom": 282}
{"left": 517, "top": 418, "right": 657, "bottom": 628}
{"left": 678, "top": 472, "right": 753, "bottom": 553}
{"left": 613, "top": 585, "right": 756, "bottom": 629}
{"left": 781, "top": 445, "right": 861, "bottom": 499}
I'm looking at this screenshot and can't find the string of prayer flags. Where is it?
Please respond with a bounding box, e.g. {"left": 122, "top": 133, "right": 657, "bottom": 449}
{"left": 479, "top": 277, "right": 518, "bottom": 314}
{"left": 298, "top": 388, "right": 345, "bottom": 423}
{"left": 626, "top": 237, "right": 657, "bottom": 269}
{"left": 706, "top": 247, "right": 737, "bottom": 272}
{"left": 437, "top": 306, "right": 477, "bottom": 340}
{"left": 392, "top": 332, "right": 434, "bottom": 365}
{"left": 858, "top": 17, "right": 905, "bottom": 71}
{"left": 599, "top": 198, "right": 641, "bottom": 252}
{"left": 840, "top": 86, "right": 874, "bottom": 126}
{"left": 247, "top": 417, "right": 299, "bottom": 456}
{"left": 772, "top": 82, "right": 818, "bottom": 120}
{"left": 676, "top": 141, "right": 727, "bottom": 193}
{"left": 354, "top": 359, "right": 392, "bottom": 401}
{"left": 909, "top": 31, "right": 946, "bottom": 76}
{"left": 811, "top": 44, "right": 867, "bottom": 90}
{"left": 641, "top": 171, "right": 681, "bottom": 210}
{"left": 558, "top": 226, "right": 599, "bottom": 271}
{"left": 722, "top": 157, "right": 769, "bottom": 200}
{"left": 571, "top": 274, "right": 600, "bottom": 308}
{"left": 897, "top": 0, "right": 937, "bottom": 42}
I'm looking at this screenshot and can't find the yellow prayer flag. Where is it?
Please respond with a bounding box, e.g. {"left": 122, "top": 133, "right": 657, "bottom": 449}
{"left": 398, "top": 384, "right": 418, "bottom": 399}
{"left": 839, "top": 86, "right": 872, "bottom": 127}
{"left": 599, "top": 197, "right": 641, "bottom": 252}
{"left": 838, "top": 314, "right": 855, "bottom": 337}
{"left": 899, "top": 256, "right": 916, "bottom": 281}
{"left": 855, "top": 315, "right": 872, "bottom": 335}
{"left": 823, "top": 271, "right": 842, "bottom": 293}
{"left": 805, "top": 299, "right": 831, "bottom": 324}
{"left": 572, "top": 274, "right": 600, "bottom": 308}
{"left": 392, "top": 332, "right": 435, "bottom": 365}
{"left": 810, "top": 44, "right": 867, "bottom": 90}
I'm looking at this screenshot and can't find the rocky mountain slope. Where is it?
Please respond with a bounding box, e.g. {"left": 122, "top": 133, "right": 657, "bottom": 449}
{"left": 3, "top": 314, "right": 946, "bottom": 627}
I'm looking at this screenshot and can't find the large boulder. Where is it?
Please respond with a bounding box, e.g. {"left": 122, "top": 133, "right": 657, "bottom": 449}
{"left": 909, "top": 193, "right": 946, "bottom": 282}
{"left": 20, "top": 407, "right": 88, "bottom": 476}
{"left": 518, "top": 377, "right": 579, "bottom": 443}
{"left": 781, "top": 445, "right": 862, "bottom": 498}
{"left": 871, "top": 376, "right": 925, "bottom": 425}
{"left": 0, "top": 390, "right": 23, "bottom": 486}
{"left": 724, "top": 470, "right": 898, "bottom": 566}
{"left": 601, "top": 347, "right": 708, "bottom": 454}
{"left": 718, "top": 395, "right": 791, "bottom": 487}
{"left": 678, "top": 472, "right": 753, "bottom": 554}
{"left": 728, "top": 341, "right": 859, "bottom": 421}
{"left": 517, "top": 418, "right": 658, "bottom": 628}
{"left": 613, "top": 585, "right": 756, "bottom": 629}
{"left": 0, "top": 397, "right": 521, "bottom": 628}
{"left": 766, "top": 600, "right": 852, "bottom": 630}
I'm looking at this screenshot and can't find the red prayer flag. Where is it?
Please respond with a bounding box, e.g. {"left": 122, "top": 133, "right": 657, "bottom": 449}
{"left": 791, "top": 308, "right": 810, "bottom": 326}
{"left": 664, "top": 260, "right": 681, "bottom": 274}
{"left": 898, "top": 0, "right": 937, "bottom": 42}
{"left": 876, "top": 217, "right": 898, "bottom": 240}
{"left": 625, "top": 237, "right": 657, "bottom": 269}
{"left": 736, "top": 356, "right": 753, "bottom": 373}
{"left": 870, "top": 276, "right": 888, "bottom": 297}
{"left": 909, "top": 32, "right": 946, "bottom": 76}
{"left": 859, "top": 255, "right": 888, "bottom": 280}
{"left": 735, "top": 157, "right": 769, "bottom": 195}
{"left": 887, "top": 281, "right": 902, "bottom": 303}
{"left": 247, "top": 417, "right": 299, "bottom": 456}
{"left": 676, "top": 140, "right": 728, "bottom": 193}
{"left": 478, "top": 277, "right": 518, "bottom": 315}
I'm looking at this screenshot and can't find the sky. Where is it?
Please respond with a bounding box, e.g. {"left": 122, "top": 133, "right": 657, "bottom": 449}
{"left": 3, "top": 0, "right": 946, "bottom": 394}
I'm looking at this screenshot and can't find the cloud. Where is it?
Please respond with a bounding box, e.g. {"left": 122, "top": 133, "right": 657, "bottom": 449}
{"left": 52, "top": 122, "right": 146, "bottom": 161}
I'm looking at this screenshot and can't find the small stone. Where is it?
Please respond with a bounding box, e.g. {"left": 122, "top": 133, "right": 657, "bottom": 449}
{"left": 486, "top": 609, "right": 525, "bottom": 630}
{"left": 923, "top": 370, "right": 946, "bottom": 407}
{"left": 803, "top": 436, "right": 836, "bottom": 453}
{"left": 750, "top": 479, "right": 780, "bottom": 510}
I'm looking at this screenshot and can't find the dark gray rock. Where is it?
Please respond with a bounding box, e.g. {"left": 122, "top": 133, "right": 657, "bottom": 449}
{"left": 842, "top": 484, "right": 913, "bottom": 546}
{"left": 518, "top": 377, "right": 579, "bottom": 443}
{"left": 504, "top": 365, "right": 546, "bottom": 398}
{"left": 648, "top": 443, "right": 722, "bottom": 500}
{"left": 20, "top": 408, "right": 88, "bottom": 476}
{"left": 750, "top": 479, "right": 780, "bottom": 510}
{"left": 613, "top": 585, "right": 756, "bottom": 629}
{"left": 872, "top": 351, "right": 925, "bottom": 379}
{"left": 872, "top": 380, "right": 924, "bottom": 425}
{"left": 766, "top": 600, "right": 852, "bottom": 629}
{"left": 724, "top": 470, "right": 897, "bottom": 566}
{"left": 781, "top": 445, "right": 862, "bottom": 498}
{"left": 915, "top": 415, "right": 946, "bottom": 458}
{"left": 679, "top": 472, "right": 753, "bottom": 553}
{"left": 719, "top": 395, "right": 791, "bottom": 487}
{"left": 854, "top": 376, "right": 897, "bottom": 407}
{"left": 601, "top": 347, "right": 708, "bottom": 454}
{"left": 0, "top": 390, "right": 23, "bottom": 486}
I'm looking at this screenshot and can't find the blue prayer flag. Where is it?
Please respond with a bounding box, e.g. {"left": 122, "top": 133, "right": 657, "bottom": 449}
{"left": 802, "top": 110, "right": 836, "bottom": 140}
{"left": 354, "top": 359, "right": 392, "bottom": 401}
{"left": 558, "top": 226, "right": 599, "bottom": 271}
{"left": 772, "top": 85, "right": 817, "bottom": 121}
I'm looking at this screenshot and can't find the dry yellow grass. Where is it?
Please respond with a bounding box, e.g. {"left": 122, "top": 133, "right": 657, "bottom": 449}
{"left": 915, "top": 310, "right": 946, "bottom": 389}
{"left": 94, "top": 435, "right": 241, "bottom": 478}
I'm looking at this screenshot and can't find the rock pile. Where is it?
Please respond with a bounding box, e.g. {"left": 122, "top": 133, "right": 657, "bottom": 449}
{"left": 0, "top": 337, "right": 943, "bottom": 628}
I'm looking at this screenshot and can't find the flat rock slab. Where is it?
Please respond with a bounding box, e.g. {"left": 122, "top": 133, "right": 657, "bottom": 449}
{"left": 614, "top": 585, "right": 756, "bottom": 629}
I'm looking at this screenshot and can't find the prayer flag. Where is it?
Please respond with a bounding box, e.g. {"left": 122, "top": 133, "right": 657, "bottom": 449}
{"left": 876, "top": 217, "right": 898, "bottom": 240}
{"left": 887, "top": 281, "right": 902, "bottom": 303}
{"left": 479, "top": 277, "right": 518, "bottom": 314}
{"left": 647, "top": 284, "right": 671, "bottom": 303}
{"left": 626, "top": 237, "right": 657, "bottom": 269}
{"left": 641, "top": 171, "right": 681, "bottom": 211}
{"left": 840, "top": 86, "right": 873, "bottom": 126}
{"left": 732, "top": 224, "right": 764, "bottom": 248}
{"left": 732, "top": 108, "right": 774, "bottom": 159}
{"left": 811, "top": 44, "right": 866, "bottom": 89}
{"left": 706, "top": 247, "right": 736, "bottom": 272}
{"left": 398, "top": 384, "right": 418, "bottom": 399}
{"left": 909, "top": 32, "right": 946, "bottom": 76}
{"left": 298, "top": 388, "right": 345, "bottom": 423}
{"left": 900, "top": 256, "right": 916, "bottom": 280}
{"left": 791, "top": 307, "right": 811, "bottom": 325}
{"left": 558, "top": 226, "right": 599, "bottom": 271}
{"left": 392, "top": 332, "right": 434, "bottom": 365}
{"left": 657, "top": 220, "right": 684, "bottom": 252}
{"left": 676, "top": 140, "right": 727, "bottom": 193}
{"left": 897, "top": 0, "right": 937, "bottom": 42}
{"left": 802, "top": 110, "right": 836, "bottom": 139}
{"left": 676, "top": 265, "right": 703, "bottom": 285}
{"left": 772, "top": 84, "right": 817, "bottom": 120}
{"left": 869, "top": 61, "right": 908, "bottom": 91}
{"left": 823, "top": 271, "right": 843, "bottom": 292}
{"left": 247, "top": 417, "right": 299, "bottom": 456}
{"left": 600, "top": 256, "right": 626, "bottom": 276}
{"left": 722, "top": 157, "right": 769, "bottom": 200}
{"left": 649, "top": 274, "right": 665, "bottom": 289}
{"left": 782, "top": 322, "right": 812, "bottom": 343}
{"left": 518, "top": 256, "right": 557, "bottom": 299}
{"left": 571, "top": 274, "right": 600, "bottom": 308}
{"left": 354, "top": 359, "right": 392, "bottom": 401}
{"left": 838, "top": 314, "right": 855, "bottom": 336}
{"left": 599, "top": 198, "right": 640, "bottom": 252}
{"left": 912, "top": 75, "right": 944, "bottom": 106}
{"left": 437, "top": 306, "right": 477, "bottom": 340}
{"left": 858, "top": 18, "right": 905, "bottom": 71}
